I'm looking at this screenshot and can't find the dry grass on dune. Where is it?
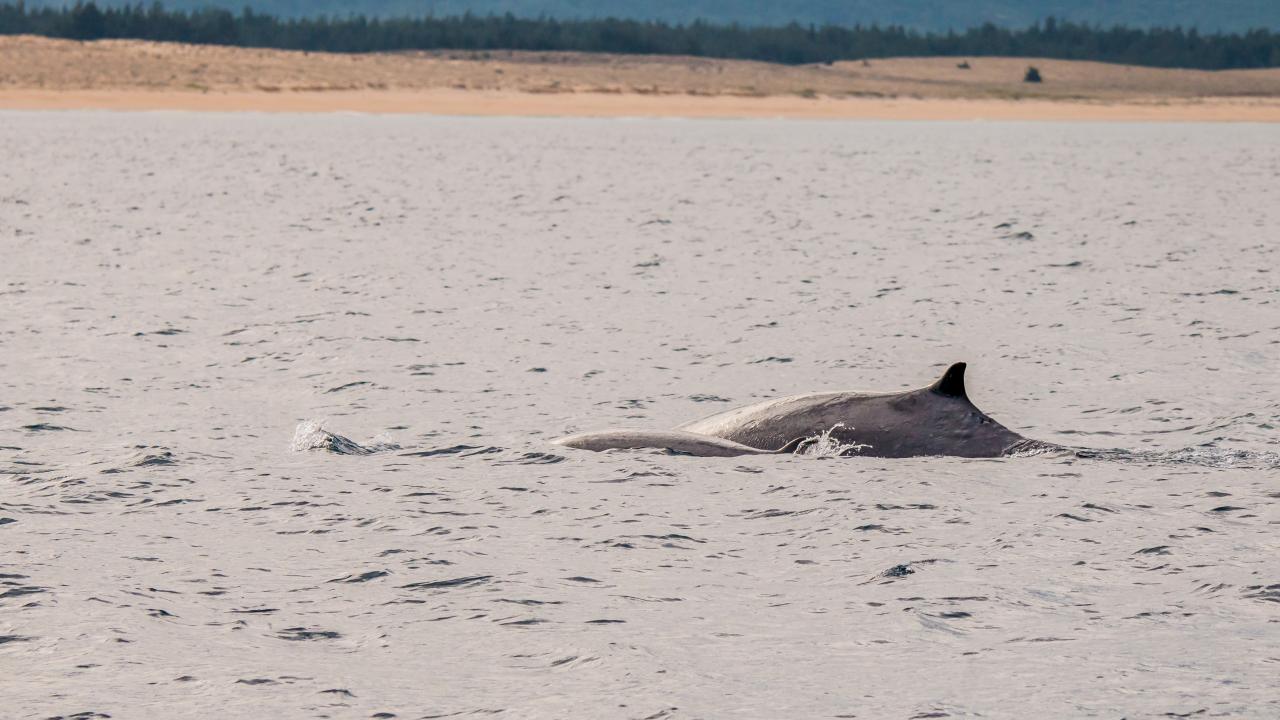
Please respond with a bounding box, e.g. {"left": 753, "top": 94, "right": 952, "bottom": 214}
{"left": 3, "top": 34, "right": 1280, "bottom": 102}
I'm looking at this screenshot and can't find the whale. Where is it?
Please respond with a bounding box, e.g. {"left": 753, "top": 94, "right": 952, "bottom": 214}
{"left": 552, "top": 362, "right": 1049, "bottom": 458}
{"left": 550, "top": 429, "right": 812, "bottom": 457}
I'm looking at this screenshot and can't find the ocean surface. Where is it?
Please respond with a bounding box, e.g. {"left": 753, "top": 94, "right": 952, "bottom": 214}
{"left": 1, "top": 112, "right": 1277, "bottom": 719}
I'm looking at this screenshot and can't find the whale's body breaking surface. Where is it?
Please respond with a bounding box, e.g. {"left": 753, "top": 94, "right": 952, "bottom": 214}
{"left": 553, "top": 363, "right": 1046, "bottom": 458}
{"left": 548, "top": 429, "right": 808, "bottom": 457}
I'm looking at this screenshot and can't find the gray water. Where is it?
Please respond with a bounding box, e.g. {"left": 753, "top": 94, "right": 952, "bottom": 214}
{"left": 1, "top": 113, "right": 1277, "bottom": 719}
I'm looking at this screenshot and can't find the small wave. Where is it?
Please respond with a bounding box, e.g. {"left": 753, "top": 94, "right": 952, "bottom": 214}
{"left": 100, "top": 446, "right": 179, "bottom": 474}
{"left": 1004, "top": 439, "right": 1067, "bottom": 458}
{"left": 291, "top": 420, "right": 399, "bottom": 456}
{"left": 1076, "top": 445, "right": 1280, "bottom": 470}
{"left": 793, "top": 423, "right": 869, "bottom": 458}
{"left": 20, "top": 423, "right": 80, "bottom": 432}
{"left": 401, "top": 444, "right": 504, "bottom": 458}
{"left": 129, "top": 449, "right": 177, "bottom": 467}
{"left": 494, "top": 452, "right": 566, "bottom": 465}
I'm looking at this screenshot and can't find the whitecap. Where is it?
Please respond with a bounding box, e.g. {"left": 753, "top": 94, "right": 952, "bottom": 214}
{"left": 291, "top": 419, "right": 400, "bottom": 456}
{"left": 793, "top": 423, "right": 870, "bottom": 458}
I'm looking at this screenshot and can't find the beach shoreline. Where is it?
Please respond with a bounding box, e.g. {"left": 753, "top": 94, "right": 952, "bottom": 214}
{"left": 6, "top": 88, "right": 1280, "bottom": 121}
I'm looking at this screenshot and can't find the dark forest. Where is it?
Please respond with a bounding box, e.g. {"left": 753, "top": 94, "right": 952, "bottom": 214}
{"left": 3, "top": 2, "right": 1278, "bottom": 69}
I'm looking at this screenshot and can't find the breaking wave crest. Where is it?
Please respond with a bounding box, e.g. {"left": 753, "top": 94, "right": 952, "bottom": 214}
{"left": 793, "top": 423, "right": 869, "bottom": 458}
{"left": 291, "top": 420, "right": 400, "bottom": 455}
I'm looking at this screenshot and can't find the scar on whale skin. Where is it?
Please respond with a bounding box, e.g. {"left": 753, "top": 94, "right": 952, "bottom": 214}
{"left": 553, "top": 362, "right": 1054, "bottom": 458}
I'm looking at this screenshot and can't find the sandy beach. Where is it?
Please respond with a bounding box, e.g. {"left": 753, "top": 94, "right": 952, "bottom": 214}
{"left": 3, "top": 35, "right": 1280, "bottom": 120}
{"left": 6, "top": 87, "right": 1280, "bottom": 121}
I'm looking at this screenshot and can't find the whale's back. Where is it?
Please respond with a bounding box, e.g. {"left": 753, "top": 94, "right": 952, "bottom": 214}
{"left": 678, "top": 364, "right": 1030, "bottom": 458}
{"left": 552, "top": 429, "right": 786, "bottom": 457}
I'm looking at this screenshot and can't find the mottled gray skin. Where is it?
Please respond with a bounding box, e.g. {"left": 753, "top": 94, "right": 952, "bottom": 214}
{"left": 556, "top": 363, "right": 1045, "bottom": 458}
{"left": 552, "top": 429, "right": 808, "bottom": 457}
{"left": 678, "top": 363, "right": 1036, "bottom": 458}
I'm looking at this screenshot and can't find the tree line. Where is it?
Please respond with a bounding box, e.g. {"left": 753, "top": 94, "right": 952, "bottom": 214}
{"left": 2, "top": 2, "right": 1278, "bottom": 69}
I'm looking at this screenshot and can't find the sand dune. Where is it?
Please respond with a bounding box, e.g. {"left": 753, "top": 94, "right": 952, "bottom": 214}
{"left": 3, "top": 35, "right": 1280, "bottom": 119}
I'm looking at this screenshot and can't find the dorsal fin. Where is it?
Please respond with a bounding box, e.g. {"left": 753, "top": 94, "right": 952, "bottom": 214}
{"left": 928, "top": 362, "right": 967, "bottom": 399}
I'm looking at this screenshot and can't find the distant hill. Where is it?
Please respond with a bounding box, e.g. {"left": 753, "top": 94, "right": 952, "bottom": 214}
{"left": 18, "top": 1, "right": 1280, "bottom": 33}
